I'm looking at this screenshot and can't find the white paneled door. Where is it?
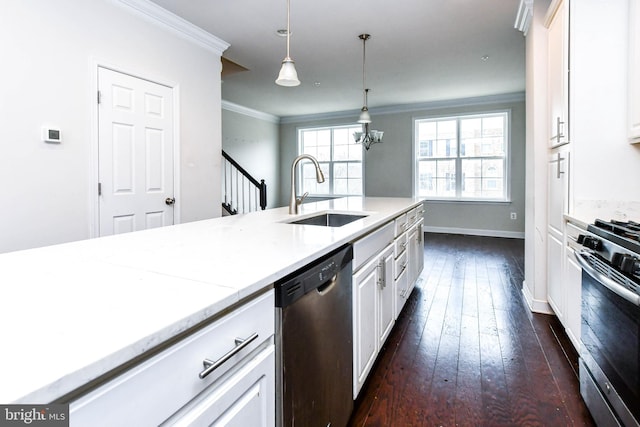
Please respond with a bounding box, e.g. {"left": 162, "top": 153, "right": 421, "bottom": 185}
{"left": 98, "top": 67, "right": 174, "bottom": 236}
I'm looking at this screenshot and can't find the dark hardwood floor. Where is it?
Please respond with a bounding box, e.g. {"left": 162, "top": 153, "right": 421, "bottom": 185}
{"left": 348, "top": 233, "right": 596, "bottom": 427}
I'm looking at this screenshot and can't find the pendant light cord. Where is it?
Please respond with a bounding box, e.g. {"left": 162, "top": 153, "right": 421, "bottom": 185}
{"left": 286, "top": 0, "right": 291, "bottom": 58}
{"left": 362, "top": 35, "right": 367, "bottom": 106}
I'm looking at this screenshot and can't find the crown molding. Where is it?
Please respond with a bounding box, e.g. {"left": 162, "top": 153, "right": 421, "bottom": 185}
{"left": 112, "top": 0, "right": 229, "bottom": 55}
{"left": 222, "top": 100, "right": 280, "bottom": 124}
{"left": 514, "top": 0, "right": 533, "bottom": 35}
{"left": 279, "top": 92, "right": 526, "bottom": 124}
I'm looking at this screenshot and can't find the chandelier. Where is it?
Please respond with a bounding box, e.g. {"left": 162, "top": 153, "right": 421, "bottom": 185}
{"left": 353, "top": 34, "right": 383, "bottom": 150}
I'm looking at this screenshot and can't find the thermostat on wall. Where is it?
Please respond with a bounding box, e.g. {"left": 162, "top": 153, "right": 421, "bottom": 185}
{"left": 42, "top": 127, "right": 61, "bottom": 143}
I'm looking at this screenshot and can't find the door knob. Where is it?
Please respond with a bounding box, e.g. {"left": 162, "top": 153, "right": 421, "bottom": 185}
{"left": 165, "top": 197, "right": 175, "bottom": 206}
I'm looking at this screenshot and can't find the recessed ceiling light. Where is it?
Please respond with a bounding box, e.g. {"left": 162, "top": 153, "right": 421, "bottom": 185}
{"left": 276, "top": 29, "right": 290, "bottom": 37}
{"left": 481, "top": 55, "right": 490, "bottom": 61}
{"left": 314, "top": 82, "right": 321, "bottom": 87}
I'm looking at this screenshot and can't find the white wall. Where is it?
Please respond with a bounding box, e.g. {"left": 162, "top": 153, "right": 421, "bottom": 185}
{"left": 0, "top": 0, "right": 226, "bottom": 253}
{"left": 222, "top": 104, "right": 281, "bottom": 208}
{"left": 279, "top": 95, "right": 526, "bottom": 237}
{"left": 523, "top": 0, "right": 551, "bottom": 313}
{"left": 570, "top": 0, "right": 640, "bottom": 203}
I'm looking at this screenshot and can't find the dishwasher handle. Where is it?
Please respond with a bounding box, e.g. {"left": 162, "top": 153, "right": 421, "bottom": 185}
{"left": 316, "top": 275, "right": 338, "bottom": 295}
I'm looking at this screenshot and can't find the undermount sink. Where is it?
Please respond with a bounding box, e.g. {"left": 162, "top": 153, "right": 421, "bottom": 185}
{"left": 288, "top": 213, "right": 368, "bottom": 227}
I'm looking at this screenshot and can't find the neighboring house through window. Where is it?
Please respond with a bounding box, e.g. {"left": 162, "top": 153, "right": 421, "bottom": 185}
{"left": 415, "top": 111, "right": 509, "bottom": 201}
{"left": 298, "top": 125, "right": 364, "bottom": 196}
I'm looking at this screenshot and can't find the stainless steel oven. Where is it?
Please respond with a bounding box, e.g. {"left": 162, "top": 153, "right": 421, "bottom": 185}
{"left": 574, "top": 219, "right": 640, "bottom": 427}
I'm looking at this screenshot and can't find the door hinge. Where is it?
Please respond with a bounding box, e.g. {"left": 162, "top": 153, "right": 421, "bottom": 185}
{"left": 98, "top": 182, "right": 102, "bottom": 196}
{"left": 97, "top": 90, "right": 102, "bottom": 105}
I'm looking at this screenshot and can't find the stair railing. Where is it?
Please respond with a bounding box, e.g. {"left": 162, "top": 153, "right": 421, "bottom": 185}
{"left": 222, "top": 150, "right": 267, "bottom": 215}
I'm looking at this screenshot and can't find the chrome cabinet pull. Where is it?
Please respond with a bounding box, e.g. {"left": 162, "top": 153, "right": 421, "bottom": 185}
{"left": 550, "top": 152, "right": 565, "bottom": 179}
{"left": 551, "top": 116, "right": 565, "bottom": 144}
{"left": 378, "top": 260, "right": 386, "bottom": 288}
{"left": 198, "top": 332, "right": 259, "bottom": 379}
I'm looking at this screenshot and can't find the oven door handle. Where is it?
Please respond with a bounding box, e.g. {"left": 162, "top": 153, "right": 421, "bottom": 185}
{"left": 574, "top": 251, "right": 640, "bottom": 307}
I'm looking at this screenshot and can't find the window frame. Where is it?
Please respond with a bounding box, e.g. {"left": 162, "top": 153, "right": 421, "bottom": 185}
{"left": 296, "top": 124, "right": 365, "bottom": 197}
{"left": 413, "top": 110, "right": 511, "bottom": 202}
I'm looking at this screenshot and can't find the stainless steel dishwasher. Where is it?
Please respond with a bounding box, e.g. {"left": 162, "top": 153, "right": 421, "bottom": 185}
{"left": 275, "top": 244, "right": 353, "bottom": 427}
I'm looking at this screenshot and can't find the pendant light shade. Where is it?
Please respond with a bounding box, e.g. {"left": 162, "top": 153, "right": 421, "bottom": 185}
{"left": 275, "top": 0, "right": 300, "bottom": 87}
{"left": 276, "top": 57, "right": 300, "bottom": 86}
{"left": 358, "top": 88, "right": 372, "bottom": 123}
{"left": 358, "top": 107, "right": 372, "bottom": 124}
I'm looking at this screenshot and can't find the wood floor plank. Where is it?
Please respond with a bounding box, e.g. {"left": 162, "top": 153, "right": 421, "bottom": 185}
{"left": 348, "top": 233, "right": 596, "bottom": 427}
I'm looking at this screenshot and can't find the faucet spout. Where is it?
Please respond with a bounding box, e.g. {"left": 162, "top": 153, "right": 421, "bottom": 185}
{"left": 289, "top": 154, "right": 325, "bottom": 215}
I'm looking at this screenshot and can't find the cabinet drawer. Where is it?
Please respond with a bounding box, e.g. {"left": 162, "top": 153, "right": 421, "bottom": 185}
{"left": 394, "top": 213, "right": 408, "bottom": 237}
{"left": 354, "top": 221, "right": 394, "bottom": 272}
{"left": 70, "top": 291, "right": 275, "bottom": 427}
{"left": 394, "top": 233, "right": 408, "bottom": 259}
{"left": 394, "top": 251, "right": 408, "bottom": 280}
{"left": 407, "top": 204, "right": 424, "bottom": 227}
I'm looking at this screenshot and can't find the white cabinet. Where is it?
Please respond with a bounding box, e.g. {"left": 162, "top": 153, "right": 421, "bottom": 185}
{"left": 70, "top": 291, "right": 275, "bottom": 427}
{"left": 629, "top": 0, "right": 640, "bottom": 142}
{"left": 353, "top": 240, "right": 394, "bottom": 398}
{"left": 546, "top": 0, "right": 569, "bottom": 147}
{"left": 352, "top": 203, "right": 425, "bottom": 399}
{"left": 353, "top": 253, "right": 379, "bottom": 397}
{"left": 547, "top": 232, "right": 565, "bottom": 323}
{"left": 408, "top": 219, "right": 424, "bottom": 293}
{"left": 547, "top": 150, "right": 570, "bottom": 325}
{"left": 162, "top": 346, "right": 274, "bottom": 427}
{"left": 547, "top": 150, "right": 570, "bottom": 235}
{"left": 548, "top": 217, "right": 584, "bottom": 353}
{"left": 377, "top": 244, "right": 395, "bottom": 349}
{"left": 564, "top": 244, "right": 582, "bottom": 350}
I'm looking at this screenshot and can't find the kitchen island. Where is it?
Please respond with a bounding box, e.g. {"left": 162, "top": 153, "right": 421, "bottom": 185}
{"left": 0, "top": 197, "right": 423, "bottom": 409}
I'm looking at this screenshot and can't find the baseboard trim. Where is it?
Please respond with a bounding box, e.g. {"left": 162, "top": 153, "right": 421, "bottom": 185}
{"left": 423, "top": 226, "right": 524, "bottom": 239}
{"left": 521, "top": 280, "right": 554, "bottom": 314}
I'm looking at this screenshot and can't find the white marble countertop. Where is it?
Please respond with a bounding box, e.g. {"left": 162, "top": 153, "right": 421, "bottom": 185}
{"left": 0, "top": 197, "right": 422, "bottom": 404}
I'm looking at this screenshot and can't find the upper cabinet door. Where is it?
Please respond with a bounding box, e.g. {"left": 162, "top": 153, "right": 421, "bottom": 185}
{"left": 547, "top": 0, "right": 570, "bottom": 148}
{"left": 629, "top": 0, "right": 640, "bottom": 143}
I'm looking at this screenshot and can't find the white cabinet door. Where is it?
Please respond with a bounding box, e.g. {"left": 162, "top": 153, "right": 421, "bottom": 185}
{"left": 547, "top": 232, "right": 565, "bottom": 323}
{"left": 565, "top": 246, "right": 582, "bottom": 351}
{"left": 394, "top": 250, "right": 409, "bottom": 319}
{"left": 548, "top": 151, "right": 569, "bottom": 235}
{"left": 547, "top": 0, "right": 569, "bottom": 147}
{"left": 161, "top": 346, "right": 275, "bottom": 427}
{"left": 378, "top": 244, "right": 395, "bottom": 348}
{"left": 407, "top": 220, "right": 424, "bottom": 293}
{"left": 353, "top": 256, "right": 379, "bottom": 398}
{"left": 629, "top": 0, "right": 640, "bottom": 142}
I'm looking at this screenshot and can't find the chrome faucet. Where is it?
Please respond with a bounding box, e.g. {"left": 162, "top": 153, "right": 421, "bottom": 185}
{"left": 289, "top": 154, "right": 325, "bottom": 214}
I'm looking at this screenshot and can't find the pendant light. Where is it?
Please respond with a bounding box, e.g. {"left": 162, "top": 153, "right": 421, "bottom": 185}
{"left": 354, "top": 33, "right": 383, "bottom": 150}
{"left": 275, "top": 0, "right": 300, "bottom": 86}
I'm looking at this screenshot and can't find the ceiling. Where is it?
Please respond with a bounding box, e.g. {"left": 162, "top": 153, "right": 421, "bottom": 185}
{"left": 149, "top": 0, "right": 525, "bottom": 119}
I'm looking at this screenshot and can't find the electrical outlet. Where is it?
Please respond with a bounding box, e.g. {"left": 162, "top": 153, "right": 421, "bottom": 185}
{"left": 510, "top": 212, "right": 517, "bottom": 220}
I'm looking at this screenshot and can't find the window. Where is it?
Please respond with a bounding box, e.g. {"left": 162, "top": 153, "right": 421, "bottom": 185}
{"left": 298, "top": 125, "right": 364, "bottom": 196}
{"left": 415, "top": 112, "right": 509, "bottom": 201}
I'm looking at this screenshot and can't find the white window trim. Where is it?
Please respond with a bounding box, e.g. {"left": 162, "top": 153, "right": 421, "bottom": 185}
{"left": 297, "top": 124, "right": 365, "bottom": 197}
{"left": 412, "top": 109, "right": 512, "bottom": 202}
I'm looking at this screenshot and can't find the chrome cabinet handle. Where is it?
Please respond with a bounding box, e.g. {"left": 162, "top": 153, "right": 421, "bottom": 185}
{"left": 198, "top": 332, "right": 259, "bottom": 379}
{"left": 551, "top": 116, "right": 565, "bottom": 144}
{"left": 550, "top": 152, "right": 565, "bottom": 179}
{"left": 378, "top": 260, "right": 386, "bottom": 288}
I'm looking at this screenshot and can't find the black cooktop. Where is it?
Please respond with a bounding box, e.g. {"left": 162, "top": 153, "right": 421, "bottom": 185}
{"left": 589, "top": 219, "right": 640, "bottom": 254}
